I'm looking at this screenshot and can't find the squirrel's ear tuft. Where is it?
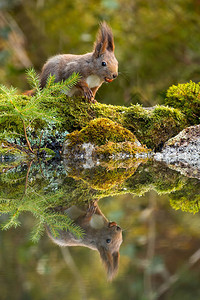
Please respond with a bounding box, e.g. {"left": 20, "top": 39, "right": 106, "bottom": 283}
{"left": 112, "top": 251, "right": 119, "bottom": 275}
{"left": 93, "top": 22, "right": 108, "bottom": 58}
{"left": 98, "top": 246, "right": 119, "bottom": 281}
{"left": 93, "top": 21, "right": 115, "bottom": 57}
{"left": 103, "top": 22, "right": 115, "bottom": 52}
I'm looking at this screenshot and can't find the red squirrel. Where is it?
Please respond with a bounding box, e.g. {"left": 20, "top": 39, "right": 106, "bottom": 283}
{"left": 39, "top": 22, "right": 118, "bottom": 102}
{"left": 46, "top": 201, "right": 122, "bottom": 280}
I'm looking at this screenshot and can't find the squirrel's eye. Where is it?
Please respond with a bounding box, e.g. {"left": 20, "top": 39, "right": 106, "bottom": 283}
{"left": 106, "top": 239, "right": 111, "bottom": 244}
{"left": 102, "top": 61, "right": 107, "bottom": 66}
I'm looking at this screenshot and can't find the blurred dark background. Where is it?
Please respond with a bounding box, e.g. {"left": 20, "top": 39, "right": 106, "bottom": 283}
{"left": 1, "top": 0, "right": 200, "bottom": 106}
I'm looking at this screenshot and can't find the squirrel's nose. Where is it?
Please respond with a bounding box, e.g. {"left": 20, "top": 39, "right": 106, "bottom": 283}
{"left": 116, "top": 225, "right": 121, "bottom": 231}
{"left": 113, "top": 73, "right": 118, "bottom": 79}
{"left": 108, "top": 222, "right": 122, "bottom": 231}
{"left": 108, "top": 221, "right": 117, "bottom": 227}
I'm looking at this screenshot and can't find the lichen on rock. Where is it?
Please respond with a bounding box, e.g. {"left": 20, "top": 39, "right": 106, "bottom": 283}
{"left": 154, "top": 124, "right": 200, "bottom": 180}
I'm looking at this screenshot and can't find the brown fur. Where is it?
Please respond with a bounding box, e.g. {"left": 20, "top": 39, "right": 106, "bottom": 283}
{"left": 23, "top": 89, "right": 35, "bottom": 96}
{"left": 46, "top": 202, "right": 122, "bottom": 280}
{"left": 39, "top": 22, "right": 118, "bottom": 102}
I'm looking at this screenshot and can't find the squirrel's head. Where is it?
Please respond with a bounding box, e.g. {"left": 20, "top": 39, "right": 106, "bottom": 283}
{"left": 46, "top": 204, "right": 123, "bottom": 281}
{"left": 96, "top": 221, "right": 122, "bottom": 281}
{"left": 92, "top": 22, "right": 118, "bottom": 83}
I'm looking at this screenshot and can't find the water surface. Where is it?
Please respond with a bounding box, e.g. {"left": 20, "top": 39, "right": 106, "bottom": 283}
{"left": 0, "top": 157, "right": 200, "bottom": 300}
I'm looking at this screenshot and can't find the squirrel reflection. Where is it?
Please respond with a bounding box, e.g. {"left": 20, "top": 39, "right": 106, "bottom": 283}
{"left": 46, "top": 201, "right": 123, "bottom": 280}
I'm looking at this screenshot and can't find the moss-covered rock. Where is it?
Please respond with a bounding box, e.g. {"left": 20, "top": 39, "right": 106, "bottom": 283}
{"left": 165, "top": 81, "right": 200, "bottom": 125}
{"left": 68, "top": 117, "right": 137, "bottom": 145}
{"left": 63, "top": 118, "right": 149, "bottom": 160}
{"left": 0, "top": 79, "right": 188, "bottom": 153}
{"left": 125, "top": 160, "right": 185, "bottom": 196}
{"left": 53, "top": 96, "right": 186, "bottom": 150}
{"left": 123, "top": 104, "right": 186, "bottom": 150}
{"left": 1, "top": 155, "right": 198, "bottom": 228}
{"left": 169, "top": 177, "right": 200, "bottom": 214}
{"left": 63, "top": 157, "right": 146, "bottom": 190}
{"left": 95, "top": 141, "right": 144, "bottom": 158}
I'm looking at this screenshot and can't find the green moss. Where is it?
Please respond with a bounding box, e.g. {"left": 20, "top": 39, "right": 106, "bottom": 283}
{"left": 45, "top": 96, "right": 95, "bottom": 132}
{"left": 165, "top": 81, "right": 200, "bottom": 125}
{"left": 64, "top": 118, "right": 149, "bottom": 158}
{"left": 95, "top": 141, "right": 148, "bottom": 158}
{"left": 123, "top": 104, "right": 186, "bottom": 149}
{"left": 0, "top": 143, "right": 56, "bottom": 161}
{"left": 169, "top": 177, "right": 200, "bottom": 214}
{"left": 39, "top": 147, "right": 56, "bottom": 158}
{"left": 66, "top": 162, "right": 142, "bottom": 191}
{"left": 94, "top": 103, "right": 127, "bottom": 124}
{"left": 46, "top": 96, "right": 186, "bottom": 150}
{"left": 1, "top": 73, "right": 194, "bottom": 154}
{"left": 67, "top": 118, "right": 138, "bottom": 146}
{"left": 1, "top": 155, "right": 199, "bottom": 241}
{"left": 125, "top": 160, "right": 185, "bottom": 196}
{"left": 47, "top": 96, "right": 127, "bottom": 133}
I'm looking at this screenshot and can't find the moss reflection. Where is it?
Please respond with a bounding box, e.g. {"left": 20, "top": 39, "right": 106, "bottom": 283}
{"left": 0, "top": 158, "right": 200, "bottom": 245}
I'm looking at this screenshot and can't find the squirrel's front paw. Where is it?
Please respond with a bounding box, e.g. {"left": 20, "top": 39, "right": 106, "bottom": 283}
{"left": 86, "top": 200, "right": 97, "bottom": 216}
{"left": 84, "top": 88, "right": 94, "bottom": 102}
{"left": 91, "top": 98, "right": 97, "bottom": 104}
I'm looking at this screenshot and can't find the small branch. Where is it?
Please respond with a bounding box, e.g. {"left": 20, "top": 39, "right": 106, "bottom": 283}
{"left": 38, "top": 131, "right": 44, "bottom": 151}
{"left": 38, "top": 159, "right": 45, "bottom": 179}
{"left": 24, "top": 160, "right": 33, "bottom": 194}
{"left": 22, "top": 120, "right": 34, "bottom": 153}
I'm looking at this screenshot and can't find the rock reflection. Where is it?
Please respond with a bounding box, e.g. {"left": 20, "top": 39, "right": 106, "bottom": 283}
{"left": 1, "top": 155, "right": 200, "bottom": 297}
{"left": 46, "top": 201, "right": 123, "bottom": 280}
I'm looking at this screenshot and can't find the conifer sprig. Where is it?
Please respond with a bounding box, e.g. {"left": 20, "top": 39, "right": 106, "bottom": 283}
{"left": 25, "top": 68, "right": 41, "bottom": 94}
{"left": 43, "top": 72, "right": 81, "bottom": 94}
{"left": 0, "top": 184, "right": 84, "bottom": 243}
{"left": 0, "top": 68, "right": 81, "bottom": 153}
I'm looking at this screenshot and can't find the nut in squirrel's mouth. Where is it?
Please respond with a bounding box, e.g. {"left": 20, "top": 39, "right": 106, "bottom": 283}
{"left": 105, "top": 77, "right": 113, "bottom": 83}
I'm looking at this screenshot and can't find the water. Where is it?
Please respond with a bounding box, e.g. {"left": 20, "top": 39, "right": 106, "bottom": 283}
{"left": 0, "top": 157, "right": 200, "bottom": 300}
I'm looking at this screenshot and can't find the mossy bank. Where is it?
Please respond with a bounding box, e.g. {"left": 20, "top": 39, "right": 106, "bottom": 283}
{"left": 56, "top": 98, "right": 186, "bottom": 150}
{"left": 1, "top": 72, "right": 198, "bottom": 154}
